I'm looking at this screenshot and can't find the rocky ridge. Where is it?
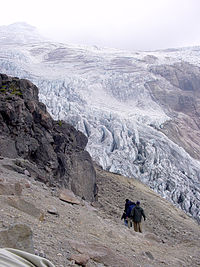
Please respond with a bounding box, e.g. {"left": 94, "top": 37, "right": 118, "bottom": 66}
{"left": 0, "top": 73, "right": 96, "bottom": 201}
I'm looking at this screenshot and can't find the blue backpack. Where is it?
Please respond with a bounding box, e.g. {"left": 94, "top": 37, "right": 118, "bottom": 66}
{"left": 126, "top": 202, "right": 136, "bottom": 217}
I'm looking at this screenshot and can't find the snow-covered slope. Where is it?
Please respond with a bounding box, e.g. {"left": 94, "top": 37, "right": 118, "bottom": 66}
{"left": 0, "top": 23, "right": 200, "bottom": 222}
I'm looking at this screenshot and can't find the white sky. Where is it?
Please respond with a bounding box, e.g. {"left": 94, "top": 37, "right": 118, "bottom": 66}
{"left": 0, "top": 0, "right": 200, "bottom": 51}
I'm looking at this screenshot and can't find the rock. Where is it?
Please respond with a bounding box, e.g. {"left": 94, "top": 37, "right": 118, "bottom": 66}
{"left": 14, "top": 182, "right": 23, "bottom": 195}
{"left": 149, "top": 62, "right": 200, "bottom": 161}
{"left": 7, "top": 196, "right": 44, "bottom": 219}
{"left": 39, "top": 213, "right": 45, "bottom": 222}
{"left": 144, "top": 233, "right": 162, "bottom": 243}
{"left": 68, "top": 150, "right": 96, "bottom": 201}
{"left": 91, "top": 201, "right": 103, "bottom": 208}
{"left": 0, "top": 139, "right": 18, "bottom": 158}
{"left": 0, "top": 182, "right": 22, "bottom": 196}
{"left": 2, "top": 163, "right": 25, "bottom": 174}
{"left": 143, "top": 251, "right": 154, "bottom": 260}
{"left": 69, "top": 240, "right": 134, "bottom": 267}
{"left": 15, "top": 159, "right": 46, "bottom": 181}
{"left": 24, "top": 181, "right": 31, "bottom": 188}
{"left": 24, "top": 169, "right": 31, "bottom": 177}
{"left": 69, "top": 254, "right": 90, "bottom": 266}
{"left": 35, "top": 249, "right": 46, "bottom": 258}
{"left": 59, "top": 189, "right": 81, "bottom": 205}
{"left": 0, "top": 224, "right": 34, "bottom": 253}
{"left": 47, "top": 206, "right": 59, "bottom": 216}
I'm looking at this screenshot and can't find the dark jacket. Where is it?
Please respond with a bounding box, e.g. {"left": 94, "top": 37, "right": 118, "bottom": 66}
{"left": 124, "top": 201, "right": 131, "bottom": 214}
{"left": 131, "top": 206, "right": 146, "bottom": 223}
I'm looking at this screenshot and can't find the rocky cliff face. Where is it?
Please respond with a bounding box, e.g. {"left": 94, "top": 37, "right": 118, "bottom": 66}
{"left": 148, "top": 62, "right": 200, "bottom": 160}
{"left": 0, "top": 74, "right": 96, "bottom": 201}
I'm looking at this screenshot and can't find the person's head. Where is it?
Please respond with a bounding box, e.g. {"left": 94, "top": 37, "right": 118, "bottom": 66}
{"left": 125, "top": 199, "right": 129, "bottom": 203}
{"left": 136, "top": 201, "right": 140, "bottom": 206}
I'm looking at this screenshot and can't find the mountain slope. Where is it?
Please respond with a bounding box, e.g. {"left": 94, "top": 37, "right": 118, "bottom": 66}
{"left": 0, "top": 158, "right": 200, "bottom": 267}
{"left": 0, "top": 23, "right": 200, "bottom": 222}
{"left": 0, "top": 22, "right": 45, "bottom": 44}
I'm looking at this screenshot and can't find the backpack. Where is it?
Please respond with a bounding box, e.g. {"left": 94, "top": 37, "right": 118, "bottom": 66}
{"left": 126, "top": 202, "right": 136, "bottom": 217}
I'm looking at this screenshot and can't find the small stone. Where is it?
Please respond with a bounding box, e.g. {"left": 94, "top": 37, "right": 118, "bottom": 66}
{"left": 144, "top": 251, "right": 154, "bottom": 260}
{"left": 39, "top": 250, "right": 46, "bottom": 258}
{"left": 39, "top": 213, "right": 45, "bottom": 222}
{"left": 24, "top": 182, "right": 31, "bottom": 188}
{"left": 47, "top": 206, "right": 59, "bottom": 216}
{"left": 24, "top": 169, "right": 31, "bottom": 177}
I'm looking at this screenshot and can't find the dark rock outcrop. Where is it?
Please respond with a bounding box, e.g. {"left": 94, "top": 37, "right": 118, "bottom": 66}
{"left": 0, "top": 74, "right": 96, "bottom": 201}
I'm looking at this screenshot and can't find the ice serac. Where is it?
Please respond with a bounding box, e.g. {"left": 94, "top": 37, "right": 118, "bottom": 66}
{"left": 0, "top": 74, "right": 96, "bottom": 202}
{"left": 0, "top": 23, "right": 200, "bottom": 222}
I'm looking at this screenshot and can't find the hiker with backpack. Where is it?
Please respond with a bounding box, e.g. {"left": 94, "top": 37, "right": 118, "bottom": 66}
{"left": 121, "top": 199, "right": 129, "bottom": 226}
{"left": 121, "top": 199, "right": 136, "bottom": 228}
{"left": 126, "top": 201, "right": 136, "bottom": 228}
{"left": 130, "top": 201, "right": 146, "bottom": 233}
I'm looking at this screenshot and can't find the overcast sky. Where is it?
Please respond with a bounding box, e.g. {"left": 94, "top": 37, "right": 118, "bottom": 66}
{"left": 0, "top": 0, "right": 200, "bottom": 51}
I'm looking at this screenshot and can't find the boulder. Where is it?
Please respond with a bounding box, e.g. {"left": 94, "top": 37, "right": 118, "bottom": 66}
{"left": 59, "top": 189, "right": 81, "bottom": 205}
{"left": 7, "top": 196, "right": 44, "bottom": 219}
{"left": 0, "top": 182, "right": 22, "bottom": 196}
{"left": 69, "top": 240, "right": 134, "bottom": 267}
{"left": 0, "top": 224, "right": 34, "bottom": 253}
{"left": 69, "top": 254, "right": 90, "bottom": 266}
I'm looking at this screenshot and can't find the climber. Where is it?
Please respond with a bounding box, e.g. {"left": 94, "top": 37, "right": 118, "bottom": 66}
{"left": 130, "top": 201, "right": 146, "bottom": 233}
{"left": 121, "top": 199, "right": 130, "bottom": 226}
{"left": 121, "top": 199, "right": 135, "bottom": 228}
